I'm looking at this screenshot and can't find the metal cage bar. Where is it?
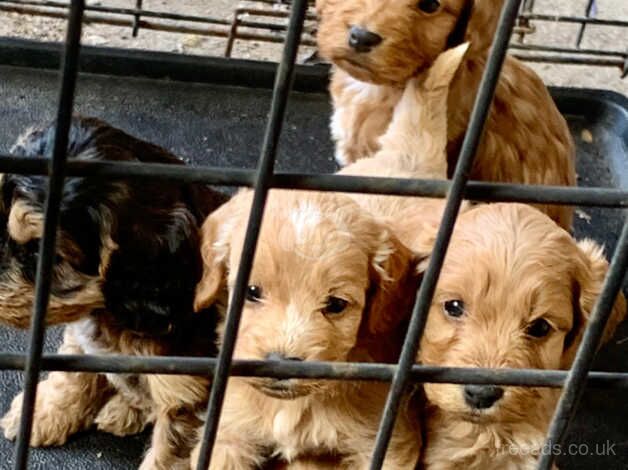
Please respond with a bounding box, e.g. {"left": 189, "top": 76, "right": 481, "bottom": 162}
{"left": 0, "top": 155, "right": 625, "bottom": 207}
{"left": 194, "top": 0, "right": 309, "bottom": 468}
{"left": 0, "top": 0, "right": 626, "bottom": 468}
{"left": 11, "top": 1, "right": 85, "bottom": 468}
{"left": 1, "top": 354, "right": 628, "bottom": 388}
{"left": 369, "top": 0, "right": 525, "bottom": 467}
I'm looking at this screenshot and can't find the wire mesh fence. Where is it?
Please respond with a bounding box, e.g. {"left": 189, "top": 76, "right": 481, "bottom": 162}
{"left": 0, "top": 0, "right": 625, "bottom": 73}
{"left": 0, "top": 0, "right": 626, "bottom": 469}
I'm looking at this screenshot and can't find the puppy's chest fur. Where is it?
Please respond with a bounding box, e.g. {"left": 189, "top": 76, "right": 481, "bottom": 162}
{"left": 70, "top": 316, "right": 163, "bottom": 409}
{"left": 424, "top": 413, "right": 552, "bottom": 470}
{"left": 268, "top": 394, "right": 344, "bottom": 460}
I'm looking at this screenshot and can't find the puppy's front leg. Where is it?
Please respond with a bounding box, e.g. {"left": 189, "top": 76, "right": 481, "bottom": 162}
{"left": 189, "top": 394, "right": 266, "bottom": 470}
{"left": 1, "top": 328, "right": 109, "bottom": 446}
{"left": 189, "top": 433, "right": 265, "bottom": 470}
{"left": 140, "top": 374, "right": 208, "bottom": 470}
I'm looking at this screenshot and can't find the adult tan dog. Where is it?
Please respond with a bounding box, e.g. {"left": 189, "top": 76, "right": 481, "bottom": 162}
{"left": 416, "top": 203, "right": 626, "bottom": 469}
{"left": 316, "top": 0, "right": 576, "bottom": 230}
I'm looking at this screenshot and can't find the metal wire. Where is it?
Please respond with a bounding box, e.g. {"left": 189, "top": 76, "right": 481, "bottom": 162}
{"left": 0, "top": 354, "right": 628, "bottom": 389}
{"left": 0, "top": 0, "right": 626, "bottom": 468}
{"left": 369, "top": 0, "right": 525, "bottom": 467}
{"left": 194, "top": 1, "right": 309, "bottom": 468}
{"left": 1, "top": 0, "right": 626, "bottom": 73}
{"left": 0, "top": 155, "right": 625, "bottom": 207}
{"left": 11, "top": 1, "right": 84, "bottom": 469}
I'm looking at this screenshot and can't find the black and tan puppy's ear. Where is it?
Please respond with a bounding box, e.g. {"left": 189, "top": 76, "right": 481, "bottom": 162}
{"left": 561, "top": 239, "right": 627, "bottom": 368}
{"left": 194, "top": 192, "right": 251, "bottom": 312}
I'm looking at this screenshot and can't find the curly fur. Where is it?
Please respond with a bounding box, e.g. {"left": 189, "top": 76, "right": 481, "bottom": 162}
{"left": 0, "top": 116, "right": 227, "bottom": 469}
{"left": 416, "top": 203, "right": 626, "bottom": 469}
{"left": 191, "top": 189, "right": 422, "bottom": 470}
{"left": 316, "top": 0, "right": 576, "bottom": 229}
{"left": 189, "top": 46, "right": 473, "bottom": 470}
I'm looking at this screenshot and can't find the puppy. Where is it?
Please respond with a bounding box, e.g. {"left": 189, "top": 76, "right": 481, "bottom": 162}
{"left": 189, "top": 42, "right": 470, "bottom": 470}
{"left": 416, "top": 203, "right": 626, "bottom": 469}
{"left": 191, "top": 189, "right": 422, "bottom": 470}
{"left": 316, "top": 0, "right": 576, "bottom": 229}
{"left": 0, "top": 117, "right": 227, "bottom": 470}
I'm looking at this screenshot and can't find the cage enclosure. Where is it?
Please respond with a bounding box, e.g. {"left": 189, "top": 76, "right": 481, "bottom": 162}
{"left": 0, "top": 0, "right": 626, "bottom": 469}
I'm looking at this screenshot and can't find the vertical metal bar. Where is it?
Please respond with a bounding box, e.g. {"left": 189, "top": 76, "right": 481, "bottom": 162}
{"left": 575, "top": 0, "right": 596, "bottom": 47}
{"left": 194, "top": 0, "right": 308, "bottom": 468}
{"left": 132, "top": 0, "right": 142, "bottom": 37}
{"left": 517, "top": 0, "right": 536, "bottom": 42}
{"left": 368, "top": 0, "right": 524, "bottom": 467}
{"left": 537, "top": 217, "right": 628, "bottom": 470}
{"left": 12, "top": 1, "right": 85, "bottom": 469}
{"left": 225, "top": 10, "right": 240, "bottom": 58}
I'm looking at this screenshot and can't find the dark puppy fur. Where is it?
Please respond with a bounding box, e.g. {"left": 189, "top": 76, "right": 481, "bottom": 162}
{"left": 0, "top": 116, "right": 227, "bottom": 470}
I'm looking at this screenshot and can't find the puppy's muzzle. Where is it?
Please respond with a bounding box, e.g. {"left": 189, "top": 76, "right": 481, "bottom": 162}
{"left": 265, "top": 352, "right": 303, "bottom": 362}
{"left": 463, "top": 385, "right": 504, "bottom": 410}
{"left": 252, "top": 352, "right": 309, "bottom": 399}
{"left": 348, "top": 26, "right": 383, "bottom": 53}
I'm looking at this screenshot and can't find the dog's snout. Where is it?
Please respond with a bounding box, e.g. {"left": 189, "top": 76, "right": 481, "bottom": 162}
{"left": 348, "top": 26, "right": 383, "bottom": 52}
{"left": 265, "top": 352, "right": 303, "bottom": 362}
{"left": 463, "top": 385, "right": 504, "bottom": 409}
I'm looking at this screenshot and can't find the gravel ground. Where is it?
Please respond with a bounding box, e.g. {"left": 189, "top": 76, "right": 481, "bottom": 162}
{"left": 0, "top": 0, "right": 626, "bottom": 94}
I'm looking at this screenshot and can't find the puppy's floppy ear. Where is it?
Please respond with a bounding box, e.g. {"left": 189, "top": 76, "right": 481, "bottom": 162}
{"left": 465, "top": 0, "right": 501, "bottom": 52}
{"left": 365, "top": 230, "right": 419, "bottom": 336}
{"left": 561, "top": 239, "right": 627, "bottom": 367}
{"left": 194, "top": 193, "right": 249, "bottom": 312}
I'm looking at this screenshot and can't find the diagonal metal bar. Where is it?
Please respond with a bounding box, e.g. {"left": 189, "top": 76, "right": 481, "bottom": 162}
{"left": 575, "top": 0, "right": 597, "bottom": 48}
{"left": 369, "top": 0, "right": 525, "bottom": 467}
{"left": 194, "top": 1, "right": 308, "bottom": 468}
{"left": 12, "top": 1, "right": 85, "bottom": 469}
{"left": 537, "top": 216, "right": 628, "bottom": 470}
{"left": 132, "top": 0, "right": 142, "bottom": 37}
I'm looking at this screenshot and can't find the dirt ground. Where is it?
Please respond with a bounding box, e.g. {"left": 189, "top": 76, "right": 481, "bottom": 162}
{"left": 0, "top": 0, "right": 626, "bottom": 94}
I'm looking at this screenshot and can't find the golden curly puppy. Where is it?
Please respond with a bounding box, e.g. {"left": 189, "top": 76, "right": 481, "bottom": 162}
{"left": 0, "top": 117, "right": 226, "bottom": 470}
{"left": 191, "top": 189, "right": 422, "bottom": 470}
{"left": 416, "top": 203, "right": 626, "bottom": 470}
{"left": 316, "top": 0, "right": 576, "bottom": 229}
{"left": 189, "top": 43, "right": 470, "bottom": 470}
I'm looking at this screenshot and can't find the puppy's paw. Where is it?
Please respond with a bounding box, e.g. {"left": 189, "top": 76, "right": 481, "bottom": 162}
{"left": 334, "top": 147, "right": 354, "bottom": 167}
{"left": 1, "top": 392, "right": 74, "bottom": 446}
{"left": 139, "top": 451, "right": 189, "bottom": 470}
{"left": 94, "top": 393, "right": 151, "bottom": 437}
{"left": 190, "top": 442, "right": 259, "bottom": 470}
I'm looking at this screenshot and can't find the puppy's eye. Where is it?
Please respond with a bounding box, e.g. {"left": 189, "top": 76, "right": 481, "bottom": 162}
{"left": 246, "top": 285, "right": 263, "bottom": 302}
{"left": 323, "top": 296, "right": 348, "bottom": 315}
{"left": 417, "top": 0, "right": 441, "bottom": 13}
{"left": 443, "top": 299, "right": 465, "bottom": 318}
{"left": 526, "top": 318, "right": 552, "bottom": 338}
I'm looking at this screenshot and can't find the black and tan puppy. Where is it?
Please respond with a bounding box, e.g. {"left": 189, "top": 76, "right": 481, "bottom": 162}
{"left": 0, "top": 116, "right": 226, "bottom": 469}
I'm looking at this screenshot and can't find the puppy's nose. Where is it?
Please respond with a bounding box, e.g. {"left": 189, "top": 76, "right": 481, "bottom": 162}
{"left": 348, "top": 26, "right": 383, "bottom": 52}
{"left": 463, "top": 385, "right": 504, "bottom": 409}
{"left": 265, "top": 352, "right": 303, "bottom": 362}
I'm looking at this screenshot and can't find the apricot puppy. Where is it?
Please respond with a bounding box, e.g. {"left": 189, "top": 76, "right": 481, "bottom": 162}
{"left": 191, "top": 190, "right": 422, "bottom": 470}
{"left": 316, "top": 0, "right": 576, "bottom": 229}
{"left": 417, "top": 203, "right": 626, "bottom": 470}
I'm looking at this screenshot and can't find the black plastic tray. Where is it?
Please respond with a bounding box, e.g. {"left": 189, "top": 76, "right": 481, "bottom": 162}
{"left": 0, "top": 39, "right": 626, "bottom": 469}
